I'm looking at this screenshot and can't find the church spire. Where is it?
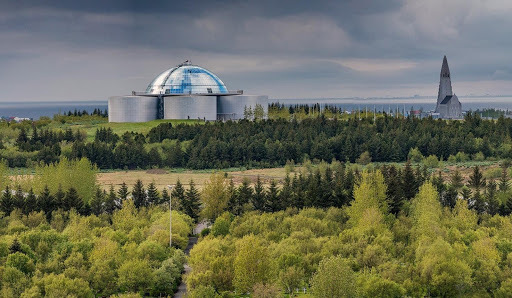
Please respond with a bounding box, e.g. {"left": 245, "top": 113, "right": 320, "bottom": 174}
{"left": 436, "top": 55, "right": 453, "bottom": 107}
{"left": 440, "top": 55, "right": 450, "bottom": 78}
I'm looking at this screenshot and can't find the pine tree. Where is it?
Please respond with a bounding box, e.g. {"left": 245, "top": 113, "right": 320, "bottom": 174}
{"left": 461, "top": 186, "right": 472, "bottom": 201}
{"left": 90, "top": 187, "right": 105, "bottom": 216}
{"left": 54, "top": 184, "right": 65, "bottom": 209}
{"left": 384, "top": 165, "right": 404, "bottom": 215}
{"left": 227, "top": 178, "right": 238, "bottom": 214}
{"left": 279, "top": 175, "right": 292, "bottom": 209}
{"left": 118, "top": 182, "right": 129, "bottom": 201}
{"left": 13, "top": 185, "right": 25, "bottom": 211}
{"left": 184, "top": 180, "right": 201, "bottom": 221}
{"left": 0, "top": 185, "right": 14, "bottom": 215}
{"left": 237, "top": 178, "right": 253, "bottom": 210}
{"left": 264, "top": 180, "right": 280, "bottom": 212}
{"left": 252, "top": 176, "right": 265, "bottom": 211}
{"left": 132, "top": 179, "right": 146, "bottom": 208}
{"left": 472, "top": 191, "right": 486, "bottom": 214}
{"left": 469, "top": 166, "right": 486, "bottom": 190}
{"left": 450, "top": 169, "right": 464, "bottom": 191}
{"left": 159, "top": 188, "right": 169, "bottom": 207}
{"left": 171, "top": 179, "right": 185, "bottom": 211}
{"left": 146, "top": 182, "right": 160, "bottom": 206}
{"left": 24, "top": 188, "right": 37, "bottom": 215}
{"left": 402, "top": 161, "right": 417, "bottom": 200}
{"left": 499, "top": 166, "right": 509, "bottom": 192}
{"left": 104, "top": 184, "right": 118, "bottom": 214}
{"left": 64, "top": 187, "right": 83, "bottom": 212}
{"left": 37, "top": 185, "right": 54, "bottom": 219}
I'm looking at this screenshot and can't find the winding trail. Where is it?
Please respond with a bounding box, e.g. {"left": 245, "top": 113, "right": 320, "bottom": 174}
{"left": 174, "top": 222, "right": 208, "bottom": 298}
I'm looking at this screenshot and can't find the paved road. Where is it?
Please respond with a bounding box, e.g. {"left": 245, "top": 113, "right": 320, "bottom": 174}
{"left": 174, "top": 222, "right": 208, "bottom": 298}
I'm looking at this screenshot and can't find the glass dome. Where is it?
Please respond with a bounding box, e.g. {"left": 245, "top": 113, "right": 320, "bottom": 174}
{"left": 145, "top": 61, "right": 228, "bottom": 95}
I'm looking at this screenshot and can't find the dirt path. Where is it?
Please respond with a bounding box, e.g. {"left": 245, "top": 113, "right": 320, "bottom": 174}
{"left": 174, "top": 222, "right": 208, "bottom": 298}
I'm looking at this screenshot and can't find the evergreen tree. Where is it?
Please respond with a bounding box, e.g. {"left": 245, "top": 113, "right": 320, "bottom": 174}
{"left": 471, "top": 191, "right": 486, "bottom": 214}
{"left": 278, "top": 175, "right": 292, "bottom": 209}
{"left": 184, "top": 180, "right": 201, "bottom": 221}
{"left": 402, "top": 161, "right": 417, "bottom": 200}
{"left": 171, "top": 179, "right": 185, "bottom": 211}
{"left": 252, "top": 176, "right": 265, "bottom": 211}
{"left": 499, "top": 166, "right": 509, "bottom": 192}
{"left": 469, "top": 166, "right": 486, "bottom": 190}
{"left": 118, "top": 182, "right": 129, "bottom": 201}
{"left": 24, "top": 188, "right": 37, "bottom": 215}
{"left": 146, "top": 182, "right": 160, "bottom": 206}
{"left": 54, "top": 185, "right": 65, "bottom": 209}
{"left": 0, "top": 185, "right": 14, "bottom": 215}
{"left": 264, "top": 180, "right": 280, "bottom": 212}
{"left": 105, "top": 185, "right": 118, "bottom": 214}
{"left": 450, "top": 169, "right": 464, "bottom": 190}
{"left": 64, "top": 187, "right": 83, "bottom": 212}
{"left": 132, "top": 179, "right": 146, "bottom": 208}
{"left": 37, "top": 185, "right": 54, "bottom": 219}
{"left": 461, "top": 186, "right": 472, "bottom": 201}
{"left": 486, "top": 180, "right": 499, "bottom": 215}
{"left": 161, "top": 188, "right": 170, "bottom": 206}
{"left": 237, "top": 178, "right": 254, "bottom": 211}
{"left": 13, "top": 185, "right": 25, "bottom": 211}
{"left": 227, "top": 178, "right": 238, "bottom": 215}
{"left": 384, "top": 165, "right": 403, "bottom": 215}
{"left": 90, "top": 187, "right": 104, "bottom": 216}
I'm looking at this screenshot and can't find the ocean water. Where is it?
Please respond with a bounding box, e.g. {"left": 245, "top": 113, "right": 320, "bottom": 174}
{"left": 1, "top": 97, "right": 512, "bottom": 120}
{"left": 0, "top": 101, "right": 108, "bottom": 120}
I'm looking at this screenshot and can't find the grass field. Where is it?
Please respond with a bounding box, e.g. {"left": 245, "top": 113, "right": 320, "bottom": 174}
{"left": 96, "top": 167, "right": 291, "bottom": 191}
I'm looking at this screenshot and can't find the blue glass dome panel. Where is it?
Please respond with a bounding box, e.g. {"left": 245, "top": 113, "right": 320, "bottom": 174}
{"left": 146, "top": 64, "right": 228, "bottom": 95}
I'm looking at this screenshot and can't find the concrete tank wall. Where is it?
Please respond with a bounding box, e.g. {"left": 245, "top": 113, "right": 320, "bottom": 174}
{"left": 217, "top": 95, "right": 269, "bottom": 121}
{"left": 164, "top": 96, "right": 217, "bottom": 121}
{"left": 108, "top": 96, "right": 158, "bottom": 123}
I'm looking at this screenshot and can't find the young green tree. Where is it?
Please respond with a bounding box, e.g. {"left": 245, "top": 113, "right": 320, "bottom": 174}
{"left": 233, "top": 235, "right": 271, "bottom": 293}
{"left": 347, "top": 170, "right": 387, "bottom": 227}
{"left": 200, "top": 173, "right": 229, "bottom": 222}
{"left": 310, "top": 256, "right": 356, "bottom": 298}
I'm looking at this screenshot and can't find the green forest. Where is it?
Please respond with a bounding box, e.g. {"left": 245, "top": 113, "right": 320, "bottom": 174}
{"left": 3, "top": 109, "right": 512, "bottom": 296}
{"left": 2, "top": 110, "right": 512, "bottom": 170}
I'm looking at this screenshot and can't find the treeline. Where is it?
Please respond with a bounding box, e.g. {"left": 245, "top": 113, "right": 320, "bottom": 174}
{"left": 0, "top": 202, "right": 192, "bottom": 296}
{"left": 5, "top": 112, "right": 512, "bottom": 169}
{"left": 187, "top": 169, "right": 512, "bottom": 297}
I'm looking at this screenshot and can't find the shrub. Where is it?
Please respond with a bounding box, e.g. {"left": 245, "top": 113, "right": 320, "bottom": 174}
{"left": 408, "top": 148, "right": 424, "bottom": 163}
{"left": 356, "top": 151, "right": 372, "bottom": 165}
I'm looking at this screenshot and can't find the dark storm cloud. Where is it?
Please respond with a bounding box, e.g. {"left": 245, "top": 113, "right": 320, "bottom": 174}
{"left": 1, "top": 0, "right": 512, "bottom": 101}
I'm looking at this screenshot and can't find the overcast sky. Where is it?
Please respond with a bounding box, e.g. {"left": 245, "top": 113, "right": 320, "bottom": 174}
{"left": 1, "top": 0, "right": 512, "bottom": 101}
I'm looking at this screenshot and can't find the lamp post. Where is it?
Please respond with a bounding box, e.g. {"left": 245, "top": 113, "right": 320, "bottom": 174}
{"left": 167, "top": 185, "right": 175, "bottom": 248}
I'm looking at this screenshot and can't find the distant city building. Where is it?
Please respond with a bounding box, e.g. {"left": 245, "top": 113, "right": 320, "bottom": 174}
{"left": 108, "top": 61, "right": 268, "bottom": 122}
{"left": 435, "top": 56, "right": 462, "bottom": 119}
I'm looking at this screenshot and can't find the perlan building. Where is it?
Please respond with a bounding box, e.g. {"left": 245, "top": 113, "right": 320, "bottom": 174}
{"left": 108, "top": 61, "right": 268, "bottom": 122}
